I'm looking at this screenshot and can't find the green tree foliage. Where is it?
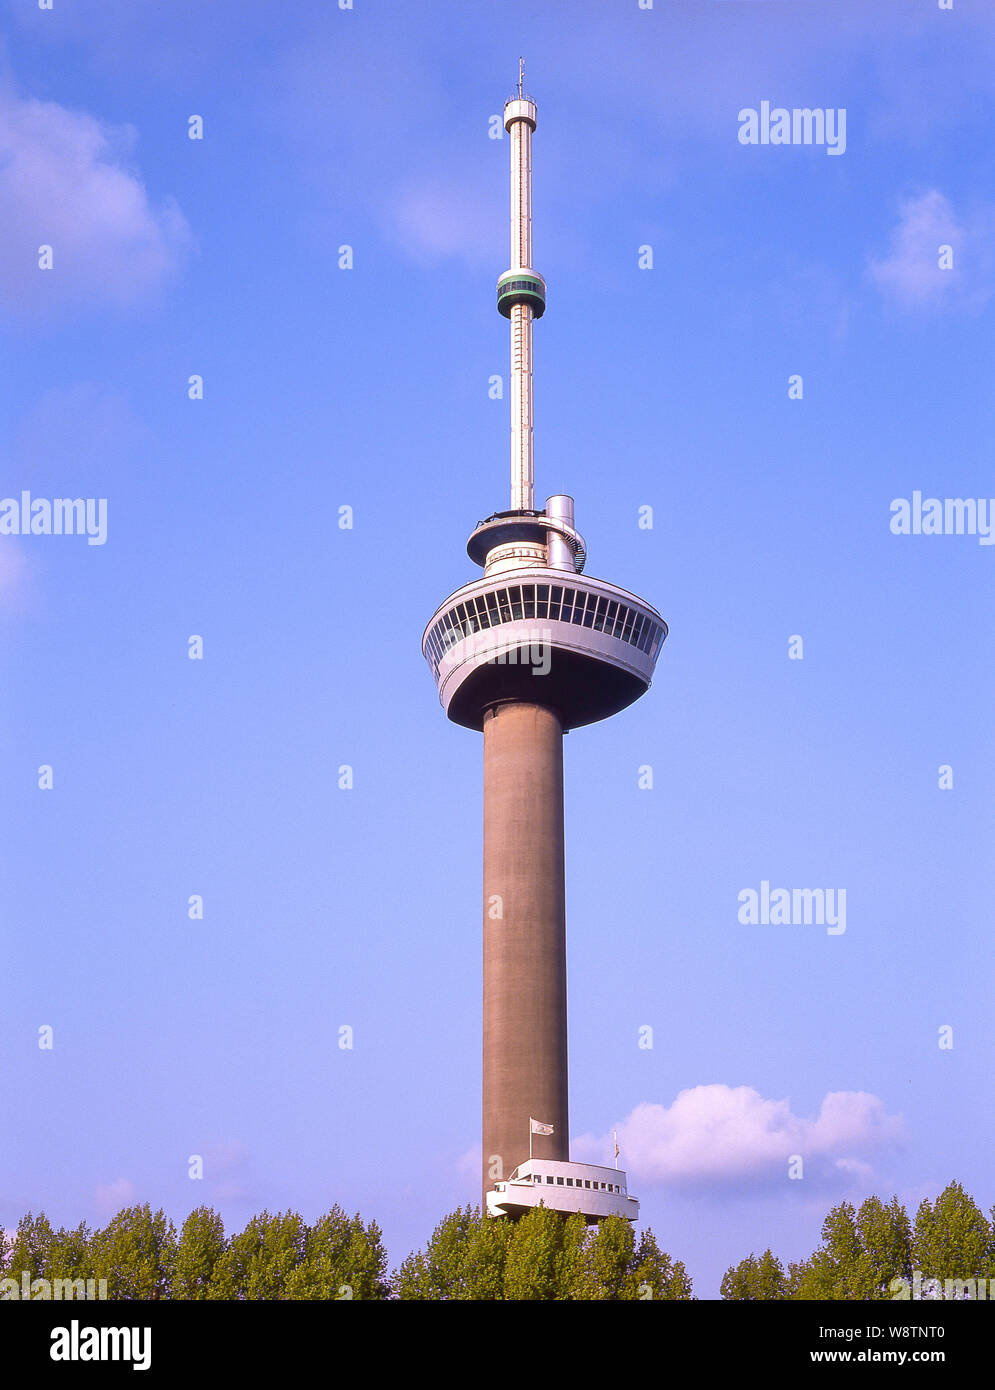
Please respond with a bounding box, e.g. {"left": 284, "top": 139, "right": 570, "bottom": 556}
{"left": 720, "top": 1249, "right": 789, "bottom": 1300}
{"left": 393, "top": 1205, "right": 512, "bottom": 1300}
{"left": 912, "top": 1182, "right": 992, "bottom": 1297}
{"left": 19, "top": 1183, "right": 990, "bottom": 1301}
{"left": 503, "top": 1206, "right": 587, "bottom": 1300}
{"left": 172, "top": 1206, "right": 227, "bottom": 1300}
{"left": 47, "top": 1222, "right": 96, "bottom": 1289}
{"left": 855, "top": 1195, "right": 912, "bottom": 1297}
{"left": 632, "top": 1228, "right": 694, "bottom": 1300}
{"left": 791, "top": 1196, "right": 911, "bottom": 1300}
{"left": 4, "top": 1212, "right": 56, "bottom": 1285}
{"left": 284, "top": 1207, "right": 390, "bottom": 1301}
{"left": 573, "top": 1214, "right": 636, "bottom": 1300}
{"left": 1, "top": 1213, "right": 96, "bottom": 1297}
{"left": 91, "top": 1205, "right": 177, "bottom": 1300}
{"left": 722, "top": 1188, "right": 994, "bottom": 1302}
{"left": 394, "top": 1204, "right": 691, "bottom": 1301}
{"left": 206, "top": 1210, "right": 307, "bottom": 1301}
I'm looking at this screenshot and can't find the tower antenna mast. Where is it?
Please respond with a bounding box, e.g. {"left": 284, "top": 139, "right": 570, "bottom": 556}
{"left": 504, "top": 63, "right": 539, "bottom": 511}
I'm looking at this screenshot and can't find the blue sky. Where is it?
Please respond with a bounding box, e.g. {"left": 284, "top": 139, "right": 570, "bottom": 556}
{"left": 1, "top": 0, "right": 993, "bottom": 1297}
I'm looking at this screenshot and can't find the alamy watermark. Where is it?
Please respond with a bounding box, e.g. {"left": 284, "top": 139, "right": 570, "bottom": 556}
{"left": 890, "top": 1272, "right": 995, "bottom": 1300}
{"left": 439, "top": 625, "right": 552, "bottom": 677}
{"left": 738, "top": 102, "right": 846, "bottom": 156}
{"left": 890, "top": 492, "right": 995, "bottom": 546}
{"left": 50, "top": 1321, "right": 151, "bottom": 1371}
{"left": 1, "top": 1270, "right": 108, "bottom": 1300}
{"left": 738, "top": 881, "right": 846, "bottom": 936}
{"left": 0, "top": 491, "right": 107, "bottom": 546}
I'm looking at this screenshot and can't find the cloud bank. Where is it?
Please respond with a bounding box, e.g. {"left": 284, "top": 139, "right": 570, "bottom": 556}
{"left": 0, "top": 83, "right": 191, "bottom": 315}
{"left": 574, "top": 1085, "right": 903, "bottom": 1193}
{"left": 868, "top": 190, "right": 994, "bottom": 312}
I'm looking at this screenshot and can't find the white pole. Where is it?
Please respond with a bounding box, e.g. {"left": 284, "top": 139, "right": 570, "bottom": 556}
{"left": 508, "top": 91, "right": 534, "bottom": 511}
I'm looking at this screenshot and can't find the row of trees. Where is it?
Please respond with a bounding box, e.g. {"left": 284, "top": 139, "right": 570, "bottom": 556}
{"left": 0, "top": 1203, "right": 687, "bottom": 1301}
{"left": 721, "top": 1182, "right": 995, "bottom": 1300}
{"left": 1, "top": 1206, "right": 390, "bottom": 1301}
{"left": 3, "top": 1180, "right": 989, "bottom": 1299}
{"left": 393, "top": 1205, "right": 691, "bottom": 1300}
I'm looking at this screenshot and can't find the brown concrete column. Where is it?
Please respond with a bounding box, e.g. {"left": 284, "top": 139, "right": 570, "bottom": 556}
{"left": 482, "top": 700, "right": 569, "bottom": 1203}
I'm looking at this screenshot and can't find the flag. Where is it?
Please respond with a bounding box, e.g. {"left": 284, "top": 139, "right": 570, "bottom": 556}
{"left": 530, "top": 1118, "right": 554, "bottom": 1135}
{"left": 614, "top": 1131, "right": 620, "bottom": 1159}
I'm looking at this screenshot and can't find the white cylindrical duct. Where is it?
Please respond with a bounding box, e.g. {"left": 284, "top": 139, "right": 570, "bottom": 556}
{"left": 545, "top": 495, "right": 575, "bottom": 571}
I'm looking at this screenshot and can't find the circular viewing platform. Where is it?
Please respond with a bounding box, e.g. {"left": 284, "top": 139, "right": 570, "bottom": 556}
{"left": 422, "top": 567, "right": 667, "bottom": 732}
{"left": 497, "top": 270, "right": 546, "bottom": 319}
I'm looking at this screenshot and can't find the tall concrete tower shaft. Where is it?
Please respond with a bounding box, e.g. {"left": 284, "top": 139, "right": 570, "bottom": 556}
{"left": 422, "top": 66, "right": 667, "bottom": 1221}
{"left": 483, "top": 701, "right": 568, "bottom": 1188}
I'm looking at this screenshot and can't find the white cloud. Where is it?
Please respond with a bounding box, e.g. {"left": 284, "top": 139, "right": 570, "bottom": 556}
{"left": 93, "top": 1177, "right": 137, "bottom": 1216}
{"left": 12, "top": 382, "right": 149, "bottom": 492}
{"left": 0, "top": 541, "right": 32, "bottom": 610}
{"left": 0, "top": 83, "right": 192, "bottom": 316}
{"left": 573, "top": 1085, "right": 903, "bottom": 1192}
{"left": 867, "top": 190, "right": 993, "bottom": 312}
{"left": 456, "top": 1145, "right": 479, "bottom": 1181}
{"left": 389, "top": 173, "right": 501, "bottom": 270}
{"left": 201, "top": 1139, "right": 258, "bottom": 1205}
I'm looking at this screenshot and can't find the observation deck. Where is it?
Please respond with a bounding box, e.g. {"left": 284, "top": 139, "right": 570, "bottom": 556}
{"left": 422, "top": 564, "right": 666, "bottom": 732}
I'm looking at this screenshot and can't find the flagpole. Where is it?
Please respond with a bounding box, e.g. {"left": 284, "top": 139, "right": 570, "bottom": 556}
{"left": 529, "top": 1117, "right": 533, "bottom": 1163}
